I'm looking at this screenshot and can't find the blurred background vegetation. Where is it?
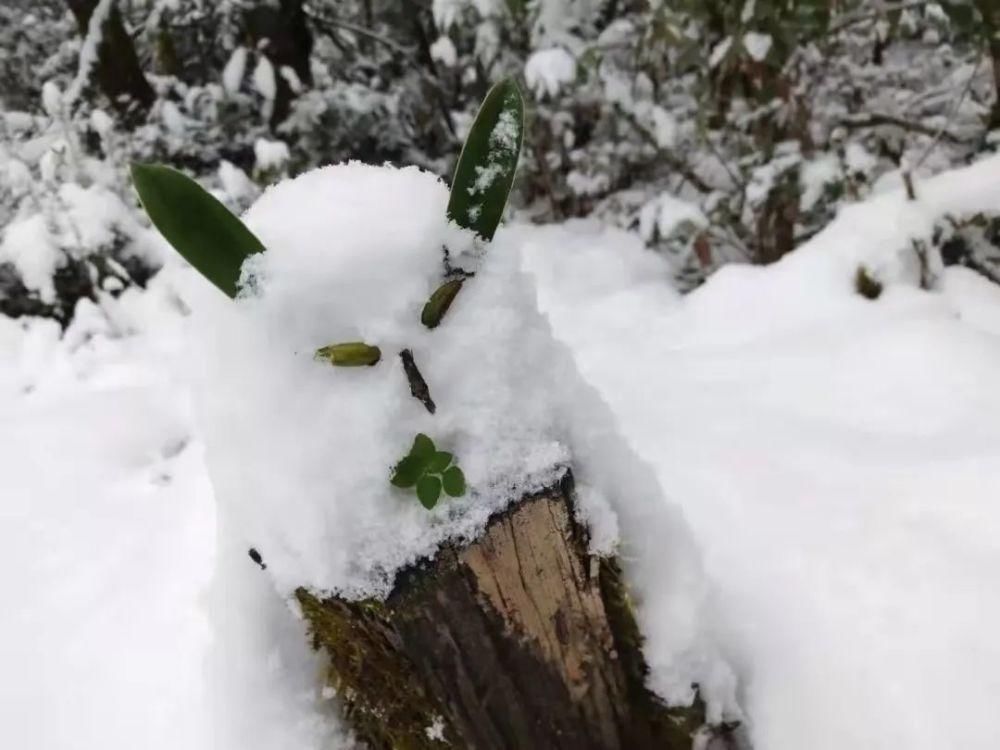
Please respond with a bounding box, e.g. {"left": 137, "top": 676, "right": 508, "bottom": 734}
{"left": 1, "top": 0, "right": 998, "bottom": 323}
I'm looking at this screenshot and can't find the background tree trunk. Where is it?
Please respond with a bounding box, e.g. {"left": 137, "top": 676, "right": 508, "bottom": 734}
{"left": 65, "top": 0, "right": 154, "bottom": 119}
{"left": 244, "top": 0, "right": 313, "bottom": 130}
{"left": 297, "top": 475, "right": 734, "bottom": 750}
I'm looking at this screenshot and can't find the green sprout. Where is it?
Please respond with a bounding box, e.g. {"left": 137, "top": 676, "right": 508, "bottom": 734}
{"left": 390, "top": 433, "right": 467, "bottom": 510}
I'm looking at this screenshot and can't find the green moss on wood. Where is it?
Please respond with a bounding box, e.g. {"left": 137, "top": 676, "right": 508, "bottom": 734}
{"left": 598, "top": 557, "right": 706, "bottom": 745}
{"left": 295, "top": 589, "right": 454, "bottom": 749}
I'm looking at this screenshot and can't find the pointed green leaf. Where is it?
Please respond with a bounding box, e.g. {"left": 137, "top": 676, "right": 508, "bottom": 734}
{"left": 442, "top": 466, "right": 466, "bottom": 498}
{"left": 416, "top": 474, "right": 442, "bottom": 509}
{"left": 447, "top": 78, "right": 524, "bottom": 241}
{"left": 315, "top": 342, "right": 382, "bottom": 367}
{"left": 390, "top": 455, "right": 424, "bottom": 488}
{"left": 428, "top": 451, "right": 453, "bottom": 473}
{"left": 131, "top": 163, "right": 266, "bottom": 297}
{"left": 421, "top": 278, "right": 464, "bottom": 329}
{"left": 410, "top": 433, "right": 436, "bottom": 463}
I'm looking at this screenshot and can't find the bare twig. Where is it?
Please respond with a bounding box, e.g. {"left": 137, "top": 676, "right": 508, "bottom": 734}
{"left": 837, "top": 113, "right": 965, "bottom": 143}
{"left": 304, "top": 7, "right": 415, "bottom": 57}
{"left": 699, "top": 124, "right": 746, "bottom": 193}
{"left": 400, "top": 349, "right": 436, "bottom": 414}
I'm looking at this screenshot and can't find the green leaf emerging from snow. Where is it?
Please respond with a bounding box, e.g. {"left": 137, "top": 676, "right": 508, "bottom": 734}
{"left": 442, "top": 466, "right": 466, "bottom": 498}
{"left": 446, "top": 78, "right": 524, "bottom": 241}
{"left": 390, "top": 455, "right": 424, "bottom": 488}
{"left": 411, "top": 433, "right": 436, "bottom": 463}
{"left": 130, "top": 163, "right": 265, "bottom": 297}
{"left": 416, "top": 475, "right": 443, "bottom": 509}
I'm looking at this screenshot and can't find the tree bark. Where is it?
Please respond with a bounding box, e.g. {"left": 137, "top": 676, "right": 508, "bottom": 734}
{"left": 65, "top": 0, "right": 155, "bottom": 119}
{"left": 297, "top": 474, "right": 730, "bottom": 750}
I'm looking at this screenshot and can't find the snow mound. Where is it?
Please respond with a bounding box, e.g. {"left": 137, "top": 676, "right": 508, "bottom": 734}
{"left": 187, "top": 161, "right": 727, "bottom": 716}
{"left": 189, "top": 167, "right": 593, "bottom": 597}
{"left": 525, "top": 47, "right": 577, "bottom": 98}
{"left": 522, "top": 152, "right": 1000, "bottom": 750}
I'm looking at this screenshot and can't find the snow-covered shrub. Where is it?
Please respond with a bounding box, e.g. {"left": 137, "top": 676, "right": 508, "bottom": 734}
{"left": 3, "top": 0, "right": 1000, "bottom": 330}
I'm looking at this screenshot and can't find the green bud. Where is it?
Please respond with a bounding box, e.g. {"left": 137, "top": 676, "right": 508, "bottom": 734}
{"left": 315, "top": 342, "right": 382, "bottom": 367}
{"left": 421, "top": 278, "right": 464, "bottom": 329}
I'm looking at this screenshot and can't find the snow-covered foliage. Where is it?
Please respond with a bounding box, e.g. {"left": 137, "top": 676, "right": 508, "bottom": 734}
{"left": 3, "top": 0, "right": 1000, "bottom": 315}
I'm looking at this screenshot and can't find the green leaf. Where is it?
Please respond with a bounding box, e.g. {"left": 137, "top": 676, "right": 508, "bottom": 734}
{"left": 428, "top": 451, "right": 453, "bottom": 473}
{"left": 390, "top": 455, "right": 424, "bottom": 488}
{"left": 416, "top": 475, "right": 442, "bottom": 509}
{"left": 131, "top": 163, "right": 266, "bottom": 298}
{"left": 446, "top": 78, "right": 524, "bottom": 241}
{"left": 421, "top": 278, "right": 464, "bottom": 329}
{"left": 410, "top": 433, "right": 436, "bottom": 462}
{"left": 315, "top": 342, "right": 382, "bottom": 367}
{"left": 442, "top": 466, "right": 466, "bottom": 498}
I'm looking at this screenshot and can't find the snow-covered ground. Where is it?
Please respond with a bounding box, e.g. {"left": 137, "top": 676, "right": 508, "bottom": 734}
{"left": 0, "top": 289, "right": 215, "bottom": 749}
{"left": 4, "top": 156, "right": 1000, "bottom": 749}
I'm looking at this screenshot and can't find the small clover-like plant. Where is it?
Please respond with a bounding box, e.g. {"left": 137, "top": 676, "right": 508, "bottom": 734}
{"left": 390, "top": 433, "right": 467, "bottom": 510}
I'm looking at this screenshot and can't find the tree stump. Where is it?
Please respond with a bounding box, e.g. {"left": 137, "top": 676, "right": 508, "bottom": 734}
{"left": 296, "top": 474, "right": 715, "bottom": 749}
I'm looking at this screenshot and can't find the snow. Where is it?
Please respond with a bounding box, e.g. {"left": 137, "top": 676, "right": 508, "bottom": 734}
{"left": 651, "top": 105, "right": 677, "bottom": 149}
{"left": 6, "top": 155, "right": 1000, "bottom": 749}
{"left": 222, "top": 47, "right": 247, "bottom": 95}
{"left": 0, "top": 279, "right": 215, "bottom": 750}
{"left": 89, "top": 109, "right": 114, "bottom": 136}
{"left": 0, "top": 179, "right": 163, "bottom": 302}
{"left": 252, "top": 55, "right": 276, "bottom": 101}
{"left": 218, "top": 160, "right": 257, "bottom": 204}
{"left": 65, "top": 0, "right": 116, "bottom": 106}
{"left": 41, "top": 81, "right": 62, "bottom": 118}
{"left": 709, "top": 36, "right": 733, "bottom": 69}
{"left": 433, "top": 0, "right": 502, "bottom": 31}
{"left": 522, "top": 153, "right": 1000, "bottom": 749}
{"left": 161, "top": 100, "right": 186, "bottom": 135}
{"left": 845, "top": 140, "right": 878, "bottom": 176}
{"left": 279, "top": 66, "right": 304, "bottom": 95}
{"left": 742, "top": 31, "right": 772, "bottom": 62}
{"left": 0, "top": 214, "right": 62, "bottom": 302}
{"left": 524, "top": 47, "right": 577, "bottom": 98}
{"left": 190, "top": 163, "right": 703, "bottom": 614}
{"left": 638, "top": 192, "right": 707, "bottom": 243}
{"left": 430, "top": 35, "right": 458, "bottom": 68}
{"left": 468, "top": 103, "right": 520, "bottom": 200}
{"left": 253, "top": 138, "right": 290, "bottom": 173}
{"left": 186, "top": 163, "right": 722, "bottom": 746}
{"left": 800, "top": 153, "right": 841, "bottom": 211}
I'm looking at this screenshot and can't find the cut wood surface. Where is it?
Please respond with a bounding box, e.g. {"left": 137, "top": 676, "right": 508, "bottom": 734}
{"left": 298, "top": 474, "right": 728, "bottom": 749}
